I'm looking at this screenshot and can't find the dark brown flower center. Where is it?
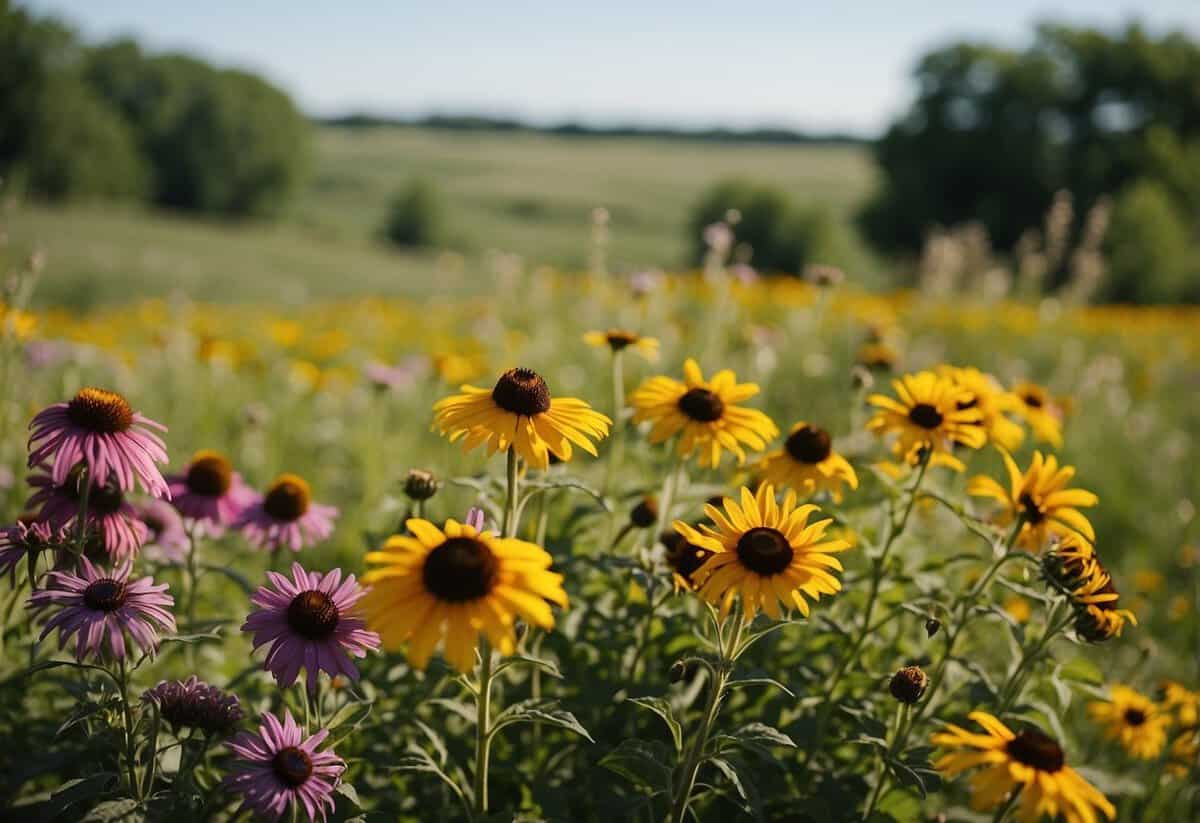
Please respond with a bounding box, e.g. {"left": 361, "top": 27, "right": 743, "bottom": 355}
{"left": 142, "top": 515, "right": 164, "bottom": 538}
{"left": 907, "top": 403, "right": 943, "bottom": 429}
{"left": 785, "top": 425, "right": 832, "bottom": 464}
{"left": 1124, "top": 708, "right": 1147, "bottom": 727}
{"left": 1019, "top": 493, "right": 1045, "bottom": 524}
{"left": 1023, "top": 393, "right": 1044, "bottom": 409}
{"left": 83, "top": 578, "right": 127, "bottom": 611}
{"left": 272, "top": 746, "right": 313, "bottom": 787}
{"left": 604, "top": 330, "right": 639, "bottom": 351}
{"left": 492, "top": 368, "right": 551, "bottom": 416}
{"left": 1005, "top": 729, "right": 1064, "bottom": 773}
{"left": 889, "top": 665, "right": 929, "bottom": 704}
{"left": 631, "top": 497, "right": 658, "bottom": 528}
{"left": 262, "top": 475, "right": 310, "bottom": 522}
{"left": 287, "top": 590, "right": 339, "bottom": 638}
{"left": 678, "top": 387, "right": 725, "bottom": 422}
{"left": 66, "top": 388, "right": 134, "bottom": 434}
{"left": 736, "top": 527, "right": 794, "bottom": 576}
{"left": 423, "top": 537, "right": 499, "bottom": 602}
{"left": 665, "top": 538, "right": 714, "bottom": 587}
{"left": 186, "top": 451, "right": 233, "bottom": 497}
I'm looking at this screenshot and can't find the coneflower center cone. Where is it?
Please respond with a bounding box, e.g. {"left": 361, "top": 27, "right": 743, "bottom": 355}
{"left": 492, "top": 368, "right": 551, "bottom": 415}
{"left": 736, "top": 527, "right": 794, "bottom": 576}
{"left": 423, "top": 537, "right": 499, "bottom": 601}
{"left": 186, "top": 452, "right": 234, "bottom": 496}
{"left": 1005, "top": 729, "right": 1065, "bottom": 772}
{"left": 287, "top": 590, "right": 340, "bottom": 638}
{"left": 272, "top": 746, "right": 314, "bottom": 786}
{"left": 66, "top": 387, "right": 134, "bottom": 434}
{"left": 84, "top": 578, "right": 128, "bottom": 612}
{"left": 263, "top": 476, "right": 310, "bottom": 522}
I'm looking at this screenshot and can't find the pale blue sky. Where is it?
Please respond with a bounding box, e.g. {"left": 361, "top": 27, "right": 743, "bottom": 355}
{"left": 23, "top": 0, "right": 1200, "bottom": 136}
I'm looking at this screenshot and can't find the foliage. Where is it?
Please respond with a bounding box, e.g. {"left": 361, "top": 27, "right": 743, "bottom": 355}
{"left": 382, "top": 179, "right": 444, "bottom": 249}
{"left": 1103, "top": 179, "right": 1199, "bottom": 304}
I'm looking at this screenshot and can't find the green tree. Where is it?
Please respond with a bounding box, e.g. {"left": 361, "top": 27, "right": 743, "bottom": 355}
{"left": 382, "top": 179, "right": 444, "bottom": 248}
{"left": 1103, "top": 180, "right": 1197, "bottom": 304}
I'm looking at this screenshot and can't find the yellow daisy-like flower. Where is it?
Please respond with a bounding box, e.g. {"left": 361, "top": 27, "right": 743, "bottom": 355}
{"left": 938, "top": 365, "right": 1025, "bottom": 451}
{"left": 630, "top": 358, "right": 778, "bottom": 468}
{"left": 757, "top": 422, "right": 858, "bottom": 503}
{"left": 361, "top": 517, "right": 568, "bottom": 673}
{"left": 1162, "top": 680, "right": 1200, "bottom": 729}
{"left": 932, "top": 711, "right": 1115, "bottom": 823}
{"left": 582, "top": 329, "right": 660, "bottom": 361}
{"left": 432, "top": 367, "right": 611, "bottom": 470}
{"left": 672, "top": 484, "right": 850, "bottom": 621}
{"left": 866, "top": 370, "right": 986, "bottom": 471}
{"left": 660, "top": 531, "right": 716, "bottom": 592}
{"left": 968, "top": 450, "right": 1098, "bottom": 551}
{"left": 1088, "top": 685, "right": 1171, "bottom": 759}
{"left": 856, "top": 342, "right": 899, "bottom": 371}
{"left": 1012, "top": 380, "right": 1065, "bottom": 448}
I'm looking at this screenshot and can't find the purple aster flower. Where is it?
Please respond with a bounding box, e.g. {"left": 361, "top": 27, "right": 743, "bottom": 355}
{"left": 28, "top": 556, "right": 175, "bottom": 661}
{"left": 235, "top": 474, "right": 338, "bottom": 554}
{"left": 28, "top": 467, "right": 148, "bottom": 561}
{"left": 142, "top": 676, "right": 243, "bottom": 735}
{"left": 242, "top": 563, "right": 379, "bottom": 693}
{"left": 0, "top": 519, "right": 66, "bottom": 585}
{"left": 224, "top": 710, "right": 344, "bottom": 822}
{"left": 363, "top": 355, "right": 428, "bottom": 393}
{"left": 465, "top": 506, "right": 486, "bottom": 532}
{"left": 165, "top": 450, "right": 258, "bottom": 536}
{"left": 28, "top": 387, "right": 169, "bottom": 499}
{"left": 135, "top": 498, "right": 190, "bottom": 565}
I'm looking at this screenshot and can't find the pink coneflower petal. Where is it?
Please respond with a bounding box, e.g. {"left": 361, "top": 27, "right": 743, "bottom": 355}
{"left": 27, "top": 467, "right": 148, "bottom": 562}
{"left": 241, "top": 562, "right": 379, "bottom": 694}
{"left": 234, "top": 474, "right": 338, "bottom": 554}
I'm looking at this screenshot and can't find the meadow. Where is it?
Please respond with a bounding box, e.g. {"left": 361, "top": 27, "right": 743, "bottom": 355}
{"left": 0, "top": 141, "right": 1198, "bottom": 822}
{"left": 4, "top": 127, "right": 876, "bottom": 308}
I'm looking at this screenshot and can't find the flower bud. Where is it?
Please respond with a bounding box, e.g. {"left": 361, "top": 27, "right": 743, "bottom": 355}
{"left": 925, "top": 618, "right": 941, "bottom": 638}
{"left": 630, "top": 496, "right": 658, "bottom": 529}
{"left": 669, "top": 660, "right": 687, "bottom": 683}
{"left": 889, "top": 665, "right": 929, "bottom": 704}
{"left": 403, "top": 469, "right": 439, "bottom": 501}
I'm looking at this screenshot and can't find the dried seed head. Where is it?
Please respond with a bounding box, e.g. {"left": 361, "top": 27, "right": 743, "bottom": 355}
{"left": 889, "top": 665, "right": 929, "bottom": 704}
{"left": 403, "top": 469, "right": 439, "bottom": 501}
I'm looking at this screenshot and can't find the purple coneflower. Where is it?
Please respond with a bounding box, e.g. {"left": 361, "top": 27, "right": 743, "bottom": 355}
{"left": 28, "top": 387, "right": 169, "bottom": 499}
{"left": 465, "top": 506, "right": 486, "bottom": 531}
{"left": 235, "top": 474, "right": 338, "bottom": 554}
{"left": 135, "top": 498, "right": 190, "bottom": 565}
{"left": 28, "top": 556, "right": 175, "bottom": 661}
{"left": 165, "top": 450, "right": 257, "bottom": 535}
{"left": 143, "top": 676, "right": 243, "bottom": 735}
{"left": 223, "top": 710, "right": 344, "bottom": 822}
{"left": 242, "top": 563, "right": 379, "bottom": 692}
{"left": 0, "top": 519, "right": 64, "bottom": 585}
{"left": 28, "top": 468, "right": 148, "bottom": 561}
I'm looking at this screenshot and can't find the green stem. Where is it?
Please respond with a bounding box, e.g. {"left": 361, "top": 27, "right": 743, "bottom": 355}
{"left": 992, "top": 786, "right": 1021, "bottom": 822}
{"left": 862, "top": 702, "right": 908, "bottom": 820}
{"left": 502, "top": 448, "right": 520, "bottom": 538}
{"left": 473, "top": 637, "right": 494, "bottom": 815}
{"left": 669, "top": 611, "right": 745, "bottom": 823}
{"left": 624, "top": 589, "right": 672, "bottom": 682}
{"left": 602, "top": 350, "right": 625, "bottom": 499}
{"left": 652, "top": 449, "right": 683, "bottom": 550}
{"left": 116, "top": 656, "right": 140, "bottom": 800}
{"left": 75, "top": 469, "right": 92, "bottom": 553}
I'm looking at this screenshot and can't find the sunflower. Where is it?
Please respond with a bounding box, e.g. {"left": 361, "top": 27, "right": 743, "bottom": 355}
{"left": 432, "top": 367, "right": 611, "bottom": 470}
{"left": 757, "top": 422, "right": 858, "bottom": 502}
{"left": 672, "top": 484, "right": 850, "bottom": 621}
{"left": 938, "top": 365, "right": 1025, "bottom": 451}
{"left": 361, "top": 517, "right": 568, "bottom": 673}
{"left": 1088, "top": 685, "right": 1171, "bottom": 759}
{"left": 866, "top": 370, "right": 986, "bottom": 471}
{"left": 630, "top": 358, "right": 778, "bottom": 468}
{"left": 968, "top": 450, "right": 1097, "bottom": 551}
{"left": 932, "top": 711, "right": 1115, "bottom": 823}
{"left": 582, "top": 329, "right": 659, "bottom": 361}
{"left": 1011, "top": 380, "right": 1064, "bottom": 448}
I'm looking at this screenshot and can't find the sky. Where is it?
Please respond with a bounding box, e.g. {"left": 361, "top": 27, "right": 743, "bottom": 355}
{"left": 23, "top": 0, "right": 1200, "bottom": 137}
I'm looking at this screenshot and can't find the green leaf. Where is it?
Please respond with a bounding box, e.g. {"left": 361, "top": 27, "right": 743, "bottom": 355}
{"left": 411, "top": 716, "right": 449, "bottom": 766}
{"left": 493, "top": 654, "right": 563, "bottom": 679}
{"left": 198, "top": 563, "right": 255, "bottom": 595}
{"left": 491, "top": 699, "right": 594, "bottom": 742}
{"left": 599, "top": 738, "right": 673, "bottom": 791}
{"left": 334, "top": 782, "right": 362, "bottom": 809}
{"left": 390, "top": 749, "right": 470, "bottom": 808}
{"left": 626, "top": 696, "right": 683, "bottom": 753}
{"left": 82, "top": 798, "right": 140, "bottom": 822}
{"left": 731, "top": 722, "right": 795, "bottom": 749}
{"left": 1059, "top": 657, "right": 1104, "bottom": 685}
{"left": 706, "top": 757, "right": 760, "bottom": 816}
{"left": 726, "top": 677, "right": 795, "bottom": 697}
{"left": 326, "top": 699, "right": 373, "bottom": 730}
{"left": 426, "top": 697, "right": 476, "bottom": 724}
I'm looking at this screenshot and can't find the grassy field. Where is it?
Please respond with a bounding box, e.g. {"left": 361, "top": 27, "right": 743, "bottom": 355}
{"left": 5, "top": 127, "right": 876, "bottom": 308}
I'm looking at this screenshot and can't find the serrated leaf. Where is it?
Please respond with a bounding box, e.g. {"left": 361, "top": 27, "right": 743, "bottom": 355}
{"left": 627, "top": 696, "right": 683, "bottom": 753}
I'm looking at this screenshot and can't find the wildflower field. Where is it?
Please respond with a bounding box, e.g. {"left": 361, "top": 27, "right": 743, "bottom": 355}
{"left": 0, "top": 239, "right": 1198, "bottom": 822}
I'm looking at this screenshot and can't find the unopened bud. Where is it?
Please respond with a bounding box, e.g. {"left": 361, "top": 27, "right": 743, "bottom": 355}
{"left": 630, "top": 496, "right": 658, "bottom": 529}
{"left": 669, "top": 660, "right": 686, "bottom": 683}
{"left": 403, "top": 469, "right": 439, "bottom": 501}
{"left": 925, "top": 618, "right": 941, "bottom": 638}
{"left": 889, "top": 665, "right": 929, "bottom": 704}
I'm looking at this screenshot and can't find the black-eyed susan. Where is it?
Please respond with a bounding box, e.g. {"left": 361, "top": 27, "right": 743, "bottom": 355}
{"left": 938, "top": 365, "right": 1025, "bottom": 451}
{"left": 856, "top": 342, "right": 899, "bottom": 372}
{"left": 630, "top": 359, "right": 778, "bottom": 469}
{"left": 432, "top": 367, "right": 611, "bottom": 470}
{"left": 1012, "top": 380, "right": 1064, "bottom": 448}
{"left": 672, "top": 484, "right": 850, "bottom": 620}
{"left": 1043, "top": 535, "right": 1138, "bottom": 642}
{"left": 1162, "top": 680, "right": 1200, "bottom": 729}
{"left": 866, "top": 370, "right": 985, "bottom": 471}
{"left": 968, "top": 450, "right": 1097, "bottom": 551}
{"left": 757, "top": 422, "right": 858, "bottom": 503}
{"left": 932, "top": 712, "right": 1115, "bottom": 823}
{"left": 361, "top": 516, "right": 567, "bottom": 673}
{"left": 1087, "top": 685, "right": 1171, "bottom": 759}
{"left": 659, "top": 530, "right": 715, "bottom": 592}
{"left": 583, "top": 329, "right": 659, "bottom": 361}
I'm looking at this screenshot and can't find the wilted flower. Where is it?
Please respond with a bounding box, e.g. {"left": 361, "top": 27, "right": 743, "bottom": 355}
{"left": 889, "top": 665, "right": 929, "bottom": 704}
{"left": 143, "top": 676, "right": 243, "bottom": 735}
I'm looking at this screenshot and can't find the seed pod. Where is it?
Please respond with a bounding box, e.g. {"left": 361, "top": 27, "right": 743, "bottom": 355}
{"left": 403, "top": 469, "right": 439, "bottom": 501}
{"left": 889, "top": 665, "right": 929, "bottom": 704}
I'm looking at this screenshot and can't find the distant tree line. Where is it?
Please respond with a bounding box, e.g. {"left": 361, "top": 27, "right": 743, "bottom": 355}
{"left": 320, "top": 113, "right": 866, "bottom": 147}
{"left": 861, "top": 22, "right": 1200, "bottom": 303}
{"left": 0, "top": 1, "right": 310, "bottom": 217}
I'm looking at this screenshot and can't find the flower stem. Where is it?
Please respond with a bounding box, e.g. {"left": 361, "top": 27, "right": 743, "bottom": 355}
{"left": 669, "top": 610, "right": 745, "bottom": 823}
{"left": 473, "top": 637, "right": 494, "bottom": 816}
{"left": 652, "top": 450, "right": 683, "bottom": 551}
{"left": 862, "top": 702, "right": 908, "bottom": 820}
{"left": 116, "top": 656, "right": 141, "bottom": 800}
{"left": 74, "top": 468, "right": 92, "bottom": 554}
{"left": 602, "top": 349, "right": 625, "bottom": 499}
{"left": 502, "top": 447, "right": 520, "bottom": 538}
